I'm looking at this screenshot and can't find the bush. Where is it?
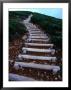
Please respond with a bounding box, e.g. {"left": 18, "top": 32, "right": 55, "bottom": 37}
{"left": 9, "top": 18, "right": 27, "bottom": 41}
{"left": 9, "top": 11, "right": 32, "bottom": 20}
{"left": 9, "top": 11, "right": 32, "bottom": 41}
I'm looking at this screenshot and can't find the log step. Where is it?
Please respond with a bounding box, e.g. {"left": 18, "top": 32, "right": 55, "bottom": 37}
{"left": 14, "top": 62, "right": 60, "bottom": 73}
{"left": 9, "top": 73, "right": 35, "bottom": 81}
{"left": 25, "top": 43, "right": 53, "bottom": 47}
{"left": 18, "top": 54, "right": 57, "bottom": 61}
{"left": 29, "top": 36, "right": 48, "bottom": 39}
{"left": 29, "top": 34, "right": 46, "bottom": 36}
{"left": 27, "top": 39, "right": 49, "bottom": 42}
{"left": 22, "top": 47, "right": 55, "bottom": 54}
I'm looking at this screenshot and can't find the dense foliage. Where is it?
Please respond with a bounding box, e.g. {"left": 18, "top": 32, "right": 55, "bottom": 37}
{"left": 9, "top": 11, "right": 32, "bottom": 20}
{"left": 9, "top": 19, "right": 26, "bottom": 41}
{"left": 31, "top": 13, "right": 62, "bottom": 49}
{"left": 9, "top": 11, "right": 32, "bottom": 41}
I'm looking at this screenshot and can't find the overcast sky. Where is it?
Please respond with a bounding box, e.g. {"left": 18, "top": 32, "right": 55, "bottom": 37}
{"left": 22, "top": 8, "right": 62, "bottom": 19}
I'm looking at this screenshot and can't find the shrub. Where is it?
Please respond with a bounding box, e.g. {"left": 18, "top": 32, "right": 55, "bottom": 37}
{"left": 9, "top": 19, "right": 27, "bottom": 41}
{"left": 9, "top": 11, "right": 32, "bottom": 41}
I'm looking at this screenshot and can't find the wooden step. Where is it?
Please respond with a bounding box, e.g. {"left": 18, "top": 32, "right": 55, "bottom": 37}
{"left": 22, "top": 47, "right": 55, "bottom": 54}
{"left": 30, "top": 34, "right": 46, "bottom": 36}
{"left": 26, "top": 45, "right": 53, "bottom": 49}
{"left": 29, "top": 29, "right": 40, "bottom": 31}
{"left": 28, "top": 30, "right": 41, "bottom": 32}
{"left": 25, "top": 24, "right": 37, "bottom": 28}
{"left": 14, "top": 62, "right": 60, "bottom": 73}
{"left": 22, "top": 47, "right": 55, "bottom": 56}
{"left": 18, "top": 54, "right": 57, "bottom": 61}
{"left": 29, "top": 32, "right": 44, "bottom": 34}
{"left": 25, "top": 43, "right": 53, "bottom": 48}
{"left": 27, "top": 39, "right": 49, "bottom": 42}
{"left": 9, "top": 73, "right": 35, "bottom": 81}
{"left": 26, "top": 40, "right": 49, "bottom": 44}
{"left": 29, "top": 30, "right": 41, "bottom": 33}
{"left": 29, "top": 36, "right": 48, "bottom": 39}
{"left": 25, "top": 43, "right": 53, "bottom": 47}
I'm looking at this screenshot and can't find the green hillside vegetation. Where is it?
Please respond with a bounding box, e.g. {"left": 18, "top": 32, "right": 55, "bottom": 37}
{"left": 9, "top": 11, "right": 32, "bottom": 41}
{"left": 9, "top": 11, "right": 32, "bottom": 20}
{"left": 9, "top": 11, "right": 62, "bottom": 50}
{"left": 31, "top": 13, "right": 62, "bottom": 50}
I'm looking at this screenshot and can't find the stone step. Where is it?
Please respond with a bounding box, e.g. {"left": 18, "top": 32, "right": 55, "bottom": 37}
{"left": 14, "top": 62, "right": 60, "bottom": 73}
{"left": 22, "top": 47, "right": 55, "bottom": 54}
{"left": 9, "top": 73, "right": 35, "bottom": 81}
{"left": 18, "top": 54, "right": 57, "bottom": 61}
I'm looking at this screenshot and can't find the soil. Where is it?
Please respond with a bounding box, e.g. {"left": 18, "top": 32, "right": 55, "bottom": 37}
{"left": 9, "top": 36, "right": 24, "bottom": 60}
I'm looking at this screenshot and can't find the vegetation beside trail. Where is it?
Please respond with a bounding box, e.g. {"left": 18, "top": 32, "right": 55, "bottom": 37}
{"left": 9, "top": 11, "right": 32, "bottom": 60}
{"left": 9, "top": 11, "right": 62, "bottom": 81}
{"left": 9, "top": 11, "right": 32, "bottom": 20}
{"left": 9, "top": 11, "right": 62, "bottom": 50}
{"left": 31, "top": 13, "right": 62, "bottom": 50}
{"left": 9, "top": 11, "right": 32, "bottom": 41}
{"left": 9, "top": 19, "right": 26, "bottom": 41}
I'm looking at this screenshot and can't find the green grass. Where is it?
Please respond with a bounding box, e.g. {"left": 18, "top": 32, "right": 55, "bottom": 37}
{"left": 9, "top": 11, "right": 32, "bottom": 41}
{"left": 9, "top": 19, "right": 27, "bottom": 41}
{"left": 9, "top": 11, "right": 32, "bottom": 20}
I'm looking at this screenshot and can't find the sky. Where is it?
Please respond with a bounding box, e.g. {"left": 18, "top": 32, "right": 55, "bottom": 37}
{"left": 22, "top": 8, "right": 62, "bottom": 19}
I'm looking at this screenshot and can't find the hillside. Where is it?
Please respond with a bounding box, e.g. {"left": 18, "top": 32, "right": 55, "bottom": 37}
{"left": 9, "top": 11, "right": 62, "bottom": 81}
{"left": 9, "top": 11, "right": 62, "bottom": 60}
{"left": 9, "top": 11, "right": 62, "bottom": 50}
{"left": 9, "top": 11, "right": 32, "bottom": 41}
{"left": 31, "top": 12, "right": 62, "bottom": 50}
{"left": 9, "top": 11, "right": 32, "bottom": 60}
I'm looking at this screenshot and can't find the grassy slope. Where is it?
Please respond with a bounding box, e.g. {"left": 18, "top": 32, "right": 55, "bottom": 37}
{"left": 9, "top": 11, "right": 32, "bottom": 60}
{"left": 9, "top": 11, "right": 62, "bottom": 50}
{"left": 31, "top": 13, "right": 62, "bottom": 50}
{"left": 9, "top": 11, "right": 32, "bottom": 41}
